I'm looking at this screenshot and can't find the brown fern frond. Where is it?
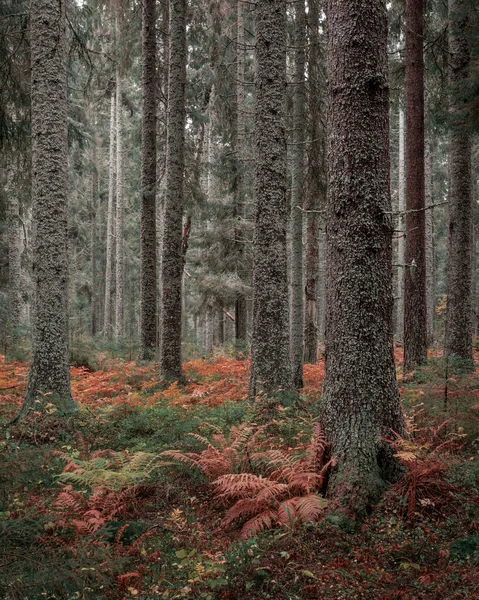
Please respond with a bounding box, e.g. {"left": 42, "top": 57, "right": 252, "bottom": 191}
{"left": 240, "top": 510, "right": 277, "bottom": 539}
{"left": 223, "top": 498, "right": 265, "bottom": 525}
{"left": 304, "top": 422, "right": 328, "bottom": 471}
{"left": 214, "top": 473, "right": 270, "bottom": 500}
{"left": 294, "top": 494, "right": 328, "bottom": 522}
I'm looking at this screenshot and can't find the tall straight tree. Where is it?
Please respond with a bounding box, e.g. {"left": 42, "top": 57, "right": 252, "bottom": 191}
{"left": 290, "top": 0, "right": 306, "bottom": 388}
{"left": 140, "top": 0, "right": 157, "bottom": 360}
{"left": 114, "top": 55, "right": 124, "bottom": 339}
{"left": 103, "top": 90, "right": 116, "bottom": 339}
{"left": 445, "top": 0, "right": 473, "bottom": 369}
{"left": 404, "top": 0, "right": 427, "bottom": 371}
{"left": 249, "top": 0, "right": 292, "bottom": 397}
{"left": 320, "top": 0, "right": 403, "bottom": 512}
{"left": 21, "top": 0, "right": 77, "bottom": 416}
{"left": 160, "top": 0, "right": 187, "bottom": 382}
{"left": 396, "top": 107, "right": 405, "bottom": 343}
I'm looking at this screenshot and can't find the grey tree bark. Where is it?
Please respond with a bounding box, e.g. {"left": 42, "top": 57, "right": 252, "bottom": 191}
{"left": 114, "top": 63, "right": 124, "bottom": 340}
{"left": 249, "top": 0, "right": 292, "bottom": 398}
{"left": 104, "top": 91, "right": 116, "bottom": 339}
{"left": 445, "top": 0, "right": 473, "bottom": 369}
{"left": 159, "top": 0, "right": 187, "bottom": 382}
{"left": 290, "top": 0, "right": 306, "bottom": 388}
{"left": 140, "top": 0, "right": 157, "bottom": 360}
{"left": 90, "top": 129, "right": 99, "bottom": 336}
{"left": 396, "top": 107, "right": 405, "bottom": 343}
{"left": 320, "top": 0, "right": 404, "bottom": 514}
{"left": 21, "top": 0, "right": 77, "bottom": 416}
{"left": 425, "top": 137, "right": 435, "bottom": 346}
{"left": 7, "top": 184, "right": 23, "bottom": 347}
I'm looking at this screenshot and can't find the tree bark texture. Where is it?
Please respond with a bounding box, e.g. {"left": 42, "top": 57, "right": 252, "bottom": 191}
{"left": 140, "top": 0, "right": 158, "bottom": 360}
{"left": 396, "top": 107, "right": 405, "bottom": 343}
{"left": 425, "top": 137, "right": 435, "bottom": 346}
{"left": 290, "top": 0, "right": 306, "bottom": 388}
{"left": 90, "top": 131, "right": 99, "bottom": 336}
{"left": 249, "top": 0, "right": 292, "bottom": 398}
{"left": 160, "top": 0, "right": 187, "bottom": 382}
{"left": 22, "top": 0, "right": 76, "bottom": 416}
{"left": 8, "top": 191, "right": 23, "bottom": 345}
{"left": 404, "top": 0, "right": 427, "bottom": 371}
{"left": 104, "top": 91, "right": 116, "bottom": 339}
{"left": 115, "top": 64, "right": 124, "bottom": 340}
{"left": 320, "top": 0, "right": 404, "bottom": 513}
{"left": 445, "top": 0, "right": 473, "bottom": 369}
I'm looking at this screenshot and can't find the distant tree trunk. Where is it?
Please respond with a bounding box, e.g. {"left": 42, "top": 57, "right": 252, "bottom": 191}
{"left": 160, "top": 0, "right": 187, "bottom": 382}
{"left": 104, "top": 91, "right": 116, "bottom": 340}
{"left": 249, "top": 0, "right": 292, "bottom": 398}
{"left": 115, "top": 63, "right": 124, "bottom": 340}
{"left": 90, "top": 131, "right": 99, "bottom": 336}
{"left": 140, "top": 0, "right": 157, "bottom": 360}
{"left": 8, "top": 191, "right": 23, "bottom": 346}
{"left": 396, "top": 107, "right": 405, "bottom": 343}
{"left": 320, "top": 0, "right": 403, "bottom": 514}
{"left": 425, "top": 137, "right": 435, "bottom": 346}
{"left": 234, "top": 0, "right": 247, "bottom": 346}
{"left": 21, "top": 0, "right": 77, "bottom": 416}
{"left": 445, "top": 0, "right": 473, "bottom": 369}
{"left": 290, "top": 0, "right": 306, "bottom": 388}
{"left": 404, "top": 0, "right": 427, "bottom": 371}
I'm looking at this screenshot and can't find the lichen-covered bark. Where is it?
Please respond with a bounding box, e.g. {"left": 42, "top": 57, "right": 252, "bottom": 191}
{"left": 445, "top": 0, "right": 473, "bottom": 370}
{"left": 290, "top": 0, "right": 306, "bottom": 389}
{"left": 396, "top": 107, "right": 405, "bottom": 343}
{"left": 303, "top": 0, "right": 325, "bottom": 365}
{"left": 404, "top": 0, "right": 427, "bottom": 371}
{"left": 425, "top": 137, "right": 435, "bottom": 346}
{"left": 115, "top": 64, "right": 124, "bottom": 340}
{"left": 22, "top": 0, "right": 76, "bottom": 416}
{"left": 104, "top": 92, "right": 116, "bottom": 339}
{"left": 249, "top": 0, "right": 292, "bottom": 397}
{"left": 320, "top": 0, "right": 404, "bottom": 514}
{"left": 140, "top": 0, "right": 157, "bottom": 360}
{"left": 159, "top": 0, "right": 186, "bottom": 382}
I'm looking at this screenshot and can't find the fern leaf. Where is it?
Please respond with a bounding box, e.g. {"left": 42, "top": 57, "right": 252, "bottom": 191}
{"left": 240, "top": 510, "right": 277, "bottom": 540}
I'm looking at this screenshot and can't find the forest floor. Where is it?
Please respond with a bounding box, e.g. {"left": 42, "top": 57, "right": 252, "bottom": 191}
{"left": 0, "top": 346, "right": 478, "bottom": 600}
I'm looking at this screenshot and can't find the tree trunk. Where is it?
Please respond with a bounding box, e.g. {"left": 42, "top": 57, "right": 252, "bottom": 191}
{"left": 104, "top": 91, "right": 116, "bottom": 340}
{"left": 404, "top": 0, "right": 427, "bottom": 371}
{"left": 249, "top": 0, "right": 292, "bottom": 398}
{"left": 7, "top": 190, "right": 23, "bottom": 348}
{"left": 396, "top": 107, "right": 405, "bottom": 343}
{"left": 234, "top": 0, "right": 248, "bottom": 346}
{"left": 140, "top": 0, "right": 158, "bottom": 360}
{"left": 303, "top": 0, "right": 325, "bottom": 365}
{"left": 320, "top": 0, "right": 404, "bottom": 515}
{"left": 159, "top": 0, "right": 187, "bottom": 382}
{"left": 21, "top": 0, "right": 77, "bottom": 416}
{"left": 425, "top": 136, "right": 435, "bottom": 346}
{"left": 290, "top": 0, "right": 306, "bottom": 388}
{"left": 90, "top": 129, "right": 99, "bottom": 337}
{"left": 115, "top": 63, "right": 124, "bottom": 340}
{"left": 445, "top": 0, "right": 473, "bottom": 370}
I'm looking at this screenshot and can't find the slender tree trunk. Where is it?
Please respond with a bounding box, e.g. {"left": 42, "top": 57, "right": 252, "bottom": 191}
{"left": 7, "top": 190, "right": 23, "bottom": 352}
{"left": 140, "top": 0, "right": 158, "bottom": 360}
{"left": 320, "top": 0, "right": 404, "bottom": 514}
{"left": 104, "top": 91, "right": 116, "bottom": 340}
{"left": 249, "top": 0, "right": 292, "bottom": 398}
{"left": 290, "top": 0, "right": 306, "bottom": 388}
{"left": 396, "top": 107, "right": 406, "bottom": 343}
{"left": 425, "top": 137, "right": 435, "bottom": 346}
{"left": 90, "top": 132, "right": 99, "bottom": 337}
{"left": 115, "top": 63, "right": 124, "bottom": 340}
{"left": 404, "top": 0, "right": 427, "bottom": 371}
{"left": 21, "top": 0, "right": 76, "bottom": 416}
{"left": 445, "top": 0, "right": 473, "bottom": 369}
{"left": 234, "top": 0, "right": 247, "bottom": 346}
{"left": 160, "top": 0, "right": 187, "bottom": 382}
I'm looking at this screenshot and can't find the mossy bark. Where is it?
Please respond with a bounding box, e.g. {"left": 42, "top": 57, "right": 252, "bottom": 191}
{"left": 140, "top": 0, "right": 158, "bottom": 361}
{"left": 21, "top": 0, "right": 77, "bottom": 417}
{"left": 249, "top": 0, "right": 292, "bottom": 398}
{"left": 320, "top": 0, "right": 404, "bottom": 515}
{"left": 445, "top": 0, "right": 473, "bottom": 371}
{"left": 159, "top": 0, "right": 186, "bottom": 382}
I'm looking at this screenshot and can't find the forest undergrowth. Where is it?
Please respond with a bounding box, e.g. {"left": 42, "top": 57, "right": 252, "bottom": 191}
{"left": 0, "top": 346, "right": 478, "bottom": 600}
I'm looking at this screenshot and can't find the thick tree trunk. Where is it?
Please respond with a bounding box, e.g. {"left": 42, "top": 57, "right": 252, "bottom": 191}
{"left": 290, "top": 0, "right": 306, "bottom": 388}
{"left": 234, "top": 0, "right": 248, "bottom": 346}
{"left": 445, "top": 0, "right": 473, "bottom": 369}
{"left": 22, "top": 0, "right": 77, "bottom": 416}
{"left": 303, "top": 0, "right": 325, "bottom": 365}
{"left": 249, "top": 0, "right": 292, "bottom": 398}
{"left": 140, "top": 0, "right": 158, "bottom": 360}
{"left": 425, "top": 137, "right": 435, "bottom": 346}
{"left": 104, "top": 92, "right": 116, "bottom": 340}
{"left": 160, "top": 0, "right": 187, "bottom": 382}
{"left": 115, "top": 65, "right": 124, "bottom": 340}
{"left": 404, "top": 0, "right": 427, "bottom": 371}
{"left": 320, "top": 0, "right": 404, "bottom": 514}
{"left": 396, "top": 107, "right": 405, "bottom": 343}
